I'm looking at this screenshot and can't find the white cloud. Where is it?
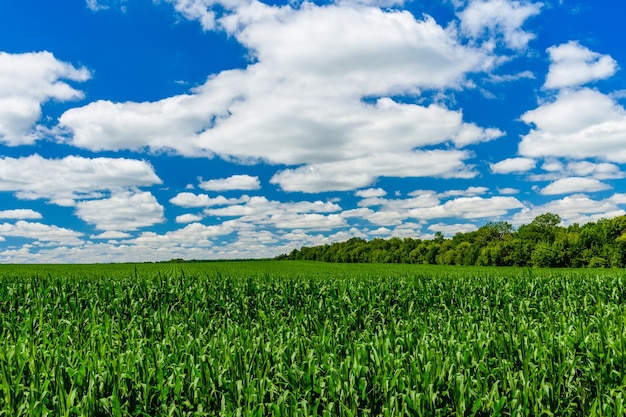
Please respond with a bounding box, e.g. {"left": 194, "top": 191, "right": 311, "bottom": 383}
{"left": 530, "top": 160, "right": 624, "bottom": 181}
{"left": 204, "top": 196, "right": 341, "bottom": 218}
{"left": 175, "top": 213, "right": 204, "bottom": 223}
{"left": 0, "top": 154, "right": 161, "bottom": 205}
{"left": 608, "top": 194, "right": 626, "bottom": 205}
{"left": 345, "top": 192, "right": 522, "bottom": 226}
{"left": 355, "top": 188, "right": 387, "bottom": 198}
{"left": 91, "top": 231, "right": 132, "bottom": 239}
{"left": 341, "top": 207, "right": 409, "bottom": 226}
{"left": 74, "top": 191, "right": 165, "bottom": 231}
{"left": 270, "top": 150, "right": 474, "bottom": 193}
{"left": 279, "top": 227, "right": 369, "bottom": 249}
{"left": 12, "top": 0, "right": 625, "bottom": 263}
{"left": 523, "top": 88, "right": 620, "bottom": 135}
{"left": 457, "top": 0, "right": 542, "bottom": 50}
{"left": 0, "top": 221, "right": 83, "bottom": 246}
{"left": 169, "top": 192, "right": 248, "bottom": 208}
{"left": 58, "top": 2, "right": 495, "bottom": 177}
{"left": 437, "top": 186, "right": 489, "bottom": 198}
{"left": 85, "top": 0, "right": 128, "bottom": 12}
{"left": 162, "top": 0, "right": 227, "bottom": 31}
{"left": 566, "top": 161, "right": 623, "bottom": 179}
{"left": 490, "top": 157, "right": 536, "bottom": 173}
{"left": 59, "top": 96, "right": 494, "bottom": 165}
{"left": 512, "top": 194, "right": 626, "bottom": 226}
{"left": 199, "top": 174, "right": 261, "bottom": 191}
{"left": 268, "top": 213, "right": 346, "bottom": 230}
{"left": 132, "top": 221, "right": 237, "bottom": 247}
{"left": 428, "top": 222, "right": 478, "bottom": 236}
{"left": 0, "top": 209, "right": 42, "bottom": 220}
{"left": 370, "top": 227, "right": 393, "bottom": 236}
{"left": 193, "top": 195, "right": 345, "bottom": 231}
{"left": 611, "top": 90, "right": 626, "bottom": 100}
{"left": 0, "top": 221, "right": 286, "bottom": 263}
{"left": 519, "top": 88, "right": 626, "bottom": 162}
{"left": 540, "top": 177, "right": 611, "bottom": 195}
{"left": 224, "top": 5, "right": 488, "bottom": 92}
{"left": 409, "top": 196, "right": 524, "bottom": 220}
{"left": 540, "top": 158, "right": 563, "bottom": 172}
{"left": 387, "top": 222, "right": 424, "bottom": 238}
{"left": 487, "top": 70, "right": 535, "bottom": 83}
{"left": 544, "top": 41, "right": 617, "bottom": 89}
{"left": 0, "top": 51, "right": 90, "bottom": 146}
{"left": 337, "top": 0, "right": 406, "bottom": 7}
{"left": 452, "top": 123, "right": 504, "bottom": 147}
{"left": 86, "top": 0, "right": 109, "bottom": 11}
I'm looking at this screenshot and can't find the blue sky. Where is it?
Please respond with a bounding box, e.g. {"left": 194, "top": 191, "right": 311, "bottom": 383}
{"left": 1, "top": 0, "right": 626, "bottom": 262}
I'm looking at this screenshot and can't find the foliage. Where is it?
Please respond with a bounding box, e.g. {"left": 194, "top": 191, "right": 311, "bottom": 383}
{"left": 2, "top": 262, "right": 626, "bottom": 415}
{"left": 281, "top": 213, "right": 626, "bottom": 268}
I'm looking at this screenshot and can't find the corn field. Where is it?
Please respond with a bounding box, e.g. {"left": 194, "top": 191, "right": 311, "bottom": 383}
{"left": 1, "top": 261, "right": 626, "bottom": 416}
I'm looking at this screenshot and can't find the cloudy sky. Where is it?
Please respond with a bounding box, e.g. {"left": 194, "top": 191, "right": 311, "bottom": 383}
{"left": 0, "top": 0, "right": 625, "bottom": 263}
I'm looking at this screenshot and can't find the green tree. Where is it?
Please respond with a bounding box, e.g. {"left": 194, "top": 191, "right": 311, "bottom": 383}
{"left": 531, "top": 241, "right": 557, "bottom": 267}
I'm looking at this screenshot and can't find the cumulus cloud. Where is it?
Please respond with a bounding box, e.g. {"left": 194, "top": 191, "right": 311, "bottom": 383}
{"left": 0, "top": 209, "right": 42, "bottom": 220}
{"left": 199, "top": 174, "right": 261, "bottom": 191}
{"left": 196, "top": 196, "right": 345, "bottom": 230}
{"left": 169, "top": 192, "right": 248, "bottom": 208}
{"left": 544, "top": 41, "right": 617, "bottom": 89}
{"left": 428, "top": 222, "right": 478, "bottom": 236}
{"left": 512, "top": 194, "right": 626, "bottom": 226}
{"left": 132, "top": 221, "right": 238, "bottom": 247}
{"left": 346, "top": 192, "right": 522, "bottom": 226}
{"left": 74, "top": 191, "right": 165, "bottom": 231}
{"left": 270, "top": 150, "right": 475, "bottom": 193}
{"left": 175, "top": 213, "right": 204, "bottom": 223}
{"left": 9, "top": 0, "right": 618, "bottom": 263}
{"left": 91, "top": 231, "right": 132, "bottom": 239}
{"left": 487, "top": 70, "right": 535, "bottom": 83}
{"left": 539, "top": 177, "right": 611, "bottom": 195}
{"left": 59, "top": 91, "right": 495, "bottom": 166}
{"left": 0, "top": 221, "right": 83, "bottom": 246}
{"left": 204, "top": 196, "right": 341, "bottom": 218}
{"left": 0, "top": 222, "right": 293, "bottom": 262}
{"left": 457, "top": 0, "right": 542, "bottom": 50}
{"left": 0, "top": 51, "right": 89, "bottom": 145}
{"left": 452, "top": 124, "right": 504, "bottom": 147}
{"left": 387, "top": 222, "right": 424, "bottom": 238}
{"left": 342, "top": 207, "right": 409, "bottom": 226}
{"left": 0, "top": 154, "right": 161, "bottom": 205}
{"left": 58, "top": 2, "right": 497, "bottom": 179}
{"left": 566, "top": 161, "right": 623, "bottom": 179}
{"left": 162, "top": 0, "right": 225, "bottom": 31}
{"left": 360, "top": 192, "right": 440, "bottom": 209}
{"left": 355, "top": 188, "right": 387, "bottom": 198}
{"left": 540, "top": 159, "right": 563, "bottom": 172}
{"left": 268, "top": 213, "right": 347, "bottom": 230}
{"left": 530, "top": 160, "right": 624, "bottom": 182}
{"left": 408, "top": 195, "right": 524, "bottom": 220}
{"left": 519, "top": 88, "right": 626, "bottom": 162}
{"left": 490, "top": 157, "right": 536, "bottom": 173}
{"left": 437, "top": 186, "right": 490, "bottom": 197}
{"left": 498, "top": 187, "right": 519, "bottom": 194}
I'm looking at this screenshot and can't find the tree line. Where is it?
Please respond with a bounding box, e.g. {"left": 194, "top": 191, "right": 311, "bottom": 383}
{"left": 276, "top": 213, "right": 626, "bottom": 268}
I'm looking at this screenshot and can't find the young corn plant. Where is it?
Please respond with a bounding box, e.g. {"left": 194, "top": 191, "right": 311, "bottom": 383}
{"left": 1, "top": 263, "right": 626, "bottom": 415}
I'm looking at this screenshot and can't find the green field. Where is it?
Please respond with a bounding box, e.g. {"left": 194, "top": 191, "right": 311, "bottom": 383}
{"left": 1, "top": 262, "right": 626, "bottom": 416}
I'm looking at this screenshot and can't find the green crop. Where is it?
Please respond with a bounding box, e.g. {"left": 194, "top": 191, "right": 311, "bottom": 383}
{"left": 0, "top": 262, "right": 625, "bottom": 416}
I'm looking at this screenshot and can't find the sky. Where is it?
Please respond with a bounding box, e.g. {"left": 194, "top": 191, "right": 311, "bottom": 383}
{"left": 0, "top": 0, "right": 626, "bottom": 263}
